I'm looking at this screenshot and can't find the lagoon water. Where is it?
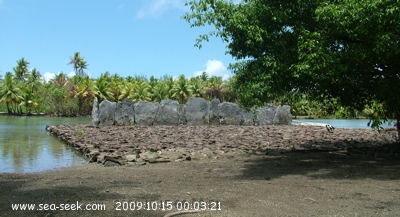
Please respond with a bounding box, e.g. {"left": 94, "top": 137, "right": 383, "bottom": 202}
{"left": 293, "top": 119, "right": 395, "bottom": 129}
{"left": 0, "top": 116, "right": 90, "bottom": 174}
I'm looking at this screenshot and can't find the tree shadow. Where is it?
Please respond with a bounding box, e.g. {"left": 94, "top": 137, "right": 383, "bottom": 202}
{"left": 0, "top": 178, "right": 161, "bottom": 217}
{"left": 238, "top": 141, "right": 400, "bottom": 181}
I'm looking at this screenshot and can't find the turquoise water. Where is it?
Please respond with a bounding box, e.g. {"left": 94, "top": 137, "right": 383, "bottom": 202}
{"left": 0, "top": 116, "right": 90, "bottom": 174}
{"left": 293, "top": 119, "right": 395, "bottom": 129}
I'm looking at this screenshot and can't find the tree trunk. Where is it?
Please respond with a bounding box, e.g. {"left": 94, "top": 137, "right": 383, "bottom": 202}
{"left": 396, "top": 113, "right": 400, "bottom": 142}
{"left": 6, "top": 103, "right": 11, "bottom": 114}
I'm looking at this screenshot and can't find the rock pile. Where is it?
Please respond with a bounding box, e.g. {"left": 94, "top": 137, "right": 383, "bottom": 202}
{"left": 92, "top": 97, "right": 292, "bottom": 126}
{"left": 46, "top": 124, "right": 398, "bottom": 166}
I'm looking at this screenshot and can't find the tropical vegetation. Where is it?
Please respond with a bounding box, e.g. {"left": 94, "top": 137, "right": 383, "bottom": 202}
{"left": 184, "top": 0, "right": 399, "bottom": 134}
{"left": 0, "top": 54, "right": 387, "bottom": 121}
{"left": 0, "top": 55, "right": 242, "bottom": 116}
{"left": 0, "top": 0, "right": 397, "bottom": 138}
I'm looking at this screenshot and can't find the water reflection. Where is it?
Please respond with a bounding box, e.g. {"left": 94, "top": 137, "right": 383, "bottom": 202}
{"left": 0, "top": 116, "right": 89, "bottom": 173}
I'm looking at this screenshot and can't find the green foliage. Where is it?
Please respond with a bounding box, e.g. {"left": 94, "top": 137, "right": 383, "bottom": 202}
{"left": 93, "top": 72, "right": 112, "bottom": 101}
{"left": 132, "top": 80, "right": 152, "bottom": 102}
{"left": 172, "top": 75, "right": 191, "bottom": 104}
{"left": 68, "top": 52, "right": 88, "bottom": 78}
{"left": 185, "top": 0, "right": 400, "bottom": 134}
{"left": 0, "top": 72, "right": 23, "bottom": 114}
{"left": 364, "top": 100, "right": 388, "bottom": 132}
{"left": 0, "top": 56, "right": 362, "bottom": 118}
{"left": 76, "top": 130, "right": 85, "bottom": 137}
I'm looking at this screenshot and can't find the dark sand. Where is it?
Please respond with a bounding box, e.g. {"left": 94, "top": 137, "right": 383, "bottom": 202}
{"left": 0, "top": 125, "right": 399, "bottom": 217}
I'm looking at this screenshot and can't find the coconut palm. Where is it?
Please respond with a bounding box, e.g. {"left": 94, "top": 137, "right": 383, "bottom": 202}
{"left": 189, "top": 77, "right": 203, "bottom": 97}
{"left": 162, "top": 75, "right": 174, "bottom": 99}
{"left": 72, "top": 76, "right": 94, "bottom": 115}
{"left": 20, "top": 68, "right": 42, "bottom": 114}
{"left": 93, "top": 72, "right": 112, "bottom": 101}
{"left": 152, "top": 82, "right": 168, "bottom": 102}
{"left": 13, "top": 58, "right": 29, "bottom": 82}
{"left": 120, "top": 81, "right": 135, "bottom": 100}
{"left": 48, "top": 73, "right": 76, "bottom": 116}
{"left": 0, "top": 72, "right": 23, "bottom": 114}
{"left": 68, "top": 52, "right": 88, "bottom": 77}
{"left": 199, "top": 71, "right": 208, "bottom": 82}
{"left": 132, "top": 81, "right": 151, "bottom": 102}
{"left": 19, "top": 92, "right": 38, "bottom": 115}
{"left": 108, "top": 74, "right": 125, "bottom": 102}
{"left": 172, "top": 75, "right": 191, "bottom": 104}
{"left": 204, "top": 76, "right": 227, "bottom": 101}
{"left": 149, "top": 76, "right": 158, "bottom": 90}
{"left": 51, "top": 73, "right": 69, "bottom": 87}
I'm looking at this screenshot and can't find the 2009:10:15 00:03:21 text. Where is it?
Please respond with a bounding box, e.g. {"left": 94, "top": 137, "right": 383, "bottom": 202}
{"left": 114, "top": 200, "right": 222, "bottom": 211}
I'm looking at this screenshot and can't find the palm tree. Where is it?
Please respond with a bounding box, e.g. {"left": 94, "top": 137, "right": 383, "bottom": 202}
{"left": 13, "top": 58, "right": 29, "bottom": 82}
{"left": 0, "top": 72, "right": 23, "bottom": 114}
{"left": 171, "top": 75, "right": 191, "bottom": 104}
{"left": 162, "top": 75, "right": 174, "bottom": 99}
{"left": 77, "top": 59, "right": 88, "bottom": 77}
{"left": 152, "top": 82, "right": 168, "bottom": 102}
{"left": 93, "top": 72, "right": 112, "bottom": 101}
{"left": 108, "top": 74, "right": 124, "bottom": 102}
{"left": 68, "top": 52, "right": 88, "bottom": 77}
{"left": 72, "top": 76, "right": 94, "bottom": 115}
{"left": 189, "top": 77, "right": 203, "bottom": 97}
{"left": 49, "top": 73, "right": 74, "bottom": 116}
{"left": 120, "top": 81, "right": 136, "bottom": 100}
{"left": 132, "top": 81, "right": 151, "bottom": 102}
{"left": 51, "top": 73, "right": 69, "bottom": 87}
{"left": 21, "top": 68, "right": 42, "bottom": 114}
{"left": 204, "top": 76, "right": 227, "bottom": 101}
{"left": 199, "top": 71, "right": 208, "bottom": 82}
{"left": 19, "top": 92, "right": 37, "bottom": 115}
{"left": 149, "top": 76, "right": 158, "bottom": 90}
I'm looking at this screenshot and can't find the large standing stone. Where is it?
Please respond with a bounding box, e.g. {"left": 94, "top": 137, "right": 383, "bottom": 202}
{"left": 115, "top": 99, "right": 135, "bottom": 126}
{"left": 242, "top": 109, "right": 255, "bottom": 126}
{"left": 134, "top": 101, "right": 160, "bottom": 125}
{"left": 185, "top": 97, "right": 210, "bottom": 125}
{"left": 209, "top": 98, "right": 220, "bottom": 125}
{"left": 218, "top": 102, "right": 244, "bottom": 125}
{"left": 155, "top": 100, "right": 180, "bottom": 125}
{"left": 98, "top": 100, "right": 116, "bottom": 126}
{"left": 91, "top": 97, "right": 100, "bottom": 126}
{"left": 273, "top": 105, "right": 292, "bottom": 125}
{"left": 256, "top": 105, "right": 276, "bottom": 125}
{"left": 178, "top": 104, "right": 186, "bottom": 125}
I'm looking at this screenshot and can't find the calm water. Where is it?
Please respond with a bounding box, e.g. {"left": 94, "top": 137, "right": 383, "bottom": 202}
{"left": 0, "top": 116, "right": 90, "bottom": 174}
{"left": 293, "top": 119, "right": 395, "bottom": 129}
{"left": 1, "top": 116, "right": 395, "bottom": 174}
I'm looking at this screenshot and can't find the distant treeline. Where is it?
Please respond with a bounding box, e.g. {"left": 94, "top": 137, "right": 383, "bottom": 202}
{"left": 0, "top": 56, "right": 382, "bottom": 118}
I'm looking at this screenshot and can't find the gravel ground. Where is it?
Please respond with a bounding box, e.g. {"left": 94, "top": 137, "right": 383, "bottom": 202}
{"left": 0, "top": 125, "right": 399, "bottom": 217}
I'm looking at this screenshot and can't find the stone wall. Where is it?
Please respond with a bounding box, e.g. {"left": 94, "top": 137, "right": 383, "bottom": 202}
{"left": 92, "top": 97, "right": 292, "bottom": 126}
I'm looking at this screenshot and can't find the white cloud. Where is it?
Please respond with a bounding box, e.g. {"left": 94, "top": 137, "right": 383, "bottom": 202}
{"left": 43, "top": 71, "right": 91, "bottom": 82}
{"left": 194, "top": 60, "right": 231, "bottom": 80}
{"left": 67, "top": 71, "right": 76, "bottom": 78}
{"left": 136, "top": 0, "right": 185, "bottom": 19}
{"left": 43, "top": 72, "right": 56, "bottom": 82}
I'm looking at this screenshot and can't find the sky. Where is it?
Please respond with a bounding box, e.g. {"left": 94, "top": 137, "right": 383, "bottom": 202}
{"left": 0, "top": 0, "right": 234, "bottom": 82}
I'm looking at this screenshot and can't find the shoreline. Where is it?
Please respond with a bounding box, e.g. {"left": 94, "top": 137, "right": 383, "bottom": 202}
{"left": 0, "top": 112, "right": 47, "bottom": 116}
{"left": 1, "top": 125, "right": 398, "bottom": 216}
{"left": 0, "top": 111, "right": 377, "bottom": 120}
{"left": 2, "top": 141, "right": 400, "bottom": 217}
